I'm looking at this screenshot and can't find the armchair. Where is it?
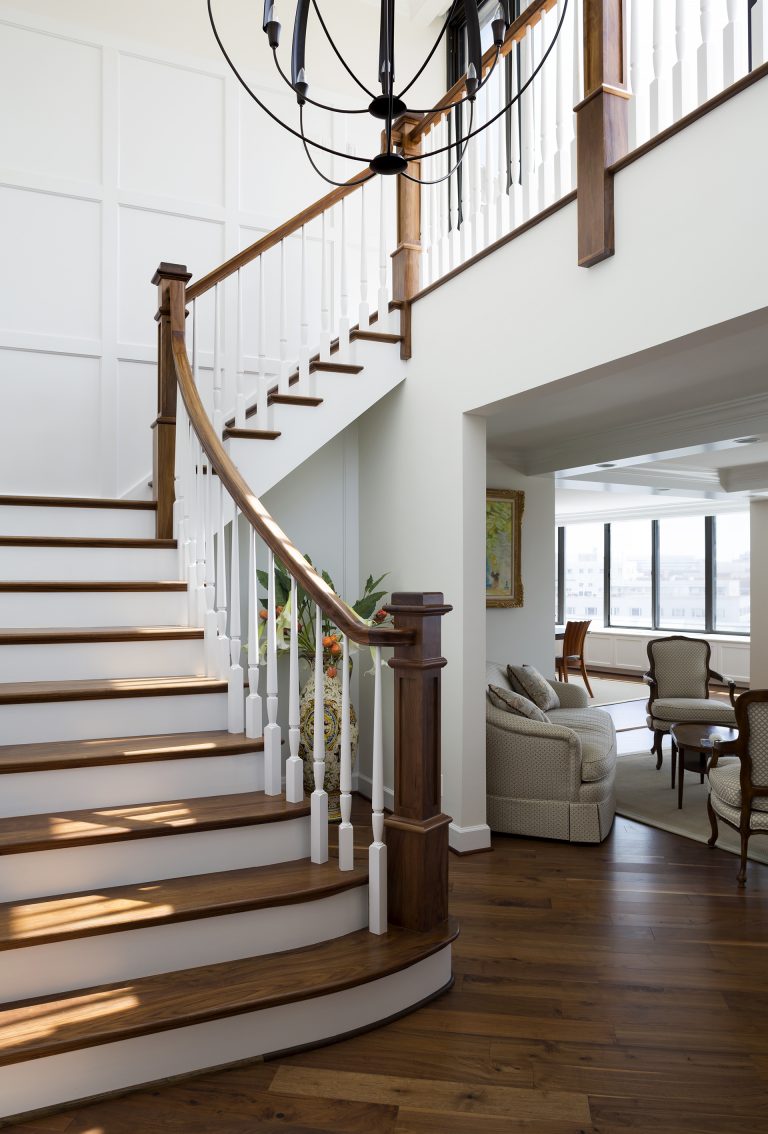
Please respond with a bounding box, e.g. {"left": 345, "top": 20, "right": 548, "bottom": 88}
{"left": 645, "top": 635, "right": 736, "bottom": 770}
{"left": 707, "top": 689, "right": 768, "bottom": 887}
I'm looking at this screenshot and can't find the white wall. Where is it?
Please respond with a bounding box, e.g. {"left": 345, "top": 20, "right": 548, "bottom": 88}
{"left": 486, "top": 459, "right": 555, "bottom": 678}
{"left": 750, "top": 499, "right": 768, "bottom": 687}
{"left": 358, "top": 74, "right": 768, "bottom": 849}
{"left": 0, "top": 2, "right": 437, "bottom": 499}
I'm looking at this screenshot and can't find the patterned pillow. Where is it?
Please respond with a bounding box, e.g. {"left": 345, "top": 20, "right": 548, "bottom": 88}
{"left": 506, "top": 664, "right": 560, "bottom": 711}
{"left": 488, "top": 685, "right": 549, "bottom": 723}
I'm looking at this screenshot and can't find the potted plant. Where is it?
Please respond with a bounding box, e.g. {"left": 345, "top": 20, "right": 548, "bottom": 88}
{"left": 258, "top": 558, "right": 391, "bottom": 818}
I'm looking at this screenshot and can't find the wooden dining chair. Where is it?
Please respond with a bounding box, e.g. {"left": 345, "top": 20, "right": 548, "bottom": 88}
{"left": 556, "top": 619, "right": 593, "bottom": 696}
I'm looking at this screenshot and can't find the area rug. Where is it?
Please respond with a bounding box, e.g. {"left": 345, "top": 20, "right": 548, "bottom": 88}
{"left": 562, "top": 675, "right": 646, "bottom": 707}
{"left": 616, "top": 750, "right": 768, "bottom": 865}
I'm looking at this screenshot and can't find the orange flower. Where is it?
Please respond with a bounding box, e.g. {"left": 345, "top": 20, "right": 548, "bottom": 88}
{"left": 374, "top": 608, "right": 388, "bottom": 623}
{"left": 326, "top": 666, "right": 337, "bottom": 678}
{"left": 322, "top": 635, "right": 334, "bottom": 648}
{"left": 330, "top": 642, "right": 341, "bottom": 655}
{"left": 259, "top": 609, "right": 268, "bottom": 620}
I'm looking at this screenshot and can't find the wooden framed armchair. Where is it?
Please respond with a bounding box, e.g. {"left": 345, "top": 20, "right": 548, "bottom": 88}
{"left": 644, "top": 635, "right": 737, "bottom": 770}
{"left": 707, "top": 689, "right": 768, "bottom": 887}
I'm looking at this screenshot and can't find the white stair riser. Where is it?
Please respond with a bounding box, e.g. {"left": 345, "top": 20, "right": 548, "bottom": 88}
{"left": 0, "top": 506, "right": 155, "bottom": 540}
{"left": 0, "top": 638, "right": 206, "bottom": 682}
{"left": 0, "top": 948, "right": 451, "bottom": 1122}
{"left": 0, "top": 751, "right": 265, "bottom": 818}
{"left": 1, "top": 887, "right": 368, "bottom": 1001}
{"left": 0, "top": 690, "right": 228, "bottom": 745}
{"left": 0, "top": 590, "right": 189, "bottom": 628}
{"left": 0, "top": 816, "right": 310, "bottom": 901}
{"left": 0, "top": 545, "right": 178, "bottom": 582}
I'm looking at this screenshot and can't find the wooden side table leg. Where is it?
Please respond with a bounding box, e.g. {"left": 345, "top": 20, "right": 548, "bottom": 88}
{"left": 671, "top": 736, "right": 677, "bottom": 788}
{"left": 677, "top": 746, "right": 685, "bottom": 810}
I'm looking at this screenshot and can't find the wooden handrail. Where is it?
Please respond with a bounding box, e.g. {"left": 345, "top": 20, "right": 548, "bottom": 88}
{"left": 170, "top": 316, "right": 413, "bottom": 648}
{"left": 407, "top": 0, "right": 558, "bottom": 142}
{"left": 187, "top": 172, "right": 369, "bottom": 303}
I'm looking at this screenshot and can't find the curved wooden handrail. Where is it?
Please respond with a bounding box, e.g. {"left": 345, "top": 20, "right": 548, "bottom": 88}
{"left": 171, "top": 326, "right": 413, "bottom": 647}
{"left": 408, "top": 0, "right": 557, "bottom": 142}
{"left": 187, "top": 172, "right": 370, "bottom": 303}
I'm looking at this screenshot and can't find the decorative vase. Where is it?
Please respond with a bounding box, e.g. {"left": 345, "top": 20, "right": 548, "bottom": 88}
{"left": 299, "top": 674, "right": 359, "bottom": 821}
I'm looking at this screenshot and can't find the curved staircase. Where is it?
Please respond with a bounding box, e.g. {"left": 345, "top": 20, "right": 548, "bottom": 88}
{"left": 0, "top": 492, "right": 455, "bottom": 1123}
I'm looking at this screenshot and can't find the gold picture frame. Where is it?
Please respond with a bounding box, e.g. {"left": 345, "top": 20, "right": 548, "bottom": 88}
{"left": 486, "top": 488, "right": 524, "bottom": 608}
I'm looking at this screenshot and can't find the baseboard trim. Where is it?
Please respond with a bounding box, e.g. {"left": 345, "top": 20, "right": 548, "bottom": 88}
{"left": 448, "top": 821, "right": 492, "bottom": 855}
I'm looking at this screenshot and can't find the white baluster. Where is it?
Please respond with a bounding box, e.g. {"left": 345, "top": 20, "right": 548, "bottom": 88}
{"left": 174, "top": 376, "right": 187, "bottom": 582}
{"left": 215, "top": 480, "right": 229, "bottom": 679}
{"left": 469, "top": 88, "right": 482, "bottom": 254}
{"left": 571, "top": 0, "right": 583, "bottom": 175}
{"left": 339, "top": 197, "right": 350, "bottom": 359}
{"left": 448, "top": 116, "right": 458, "bottom": 269}
{"left": 299, "top": 225, "right": 310, "bottom": 391}
{"left": 285, "top": 576, "right": 303, "bottom": 803}
{"left": 521, "top": 27, "right": 537, "bottom": 220}
{"left": 650, "top": 0, "right": 673, "bottom": 136}
{"left": 185, "top": 426, "right": 197, "bottom": 626}
{"left": 235, "top": 269, "right": 246, "bottom": 428}
{"left": 203, "top": 448, "right": 218, "bottom": 675}
{"left": 193, "top": 439, "right": 206, "bottom": 628}
{"left": 212, "top": 284, "right": 223, "bottom": 438}
{"left": 673, "top": 0, "right": 696, "bottom": 122}
{"left": 538, "top": 7, "right": 555, "bottom": 207}
{"left": 338, "top": 634, "right": 354, "bottom": 870}
{"left": 264, "top": 548, "right": 282, "bottom": 795}
{"left": 436, "top": 121, "right": 447, "bottom": 278}
{"left": 422, "top": 131, "right": 433, "bottom": 287}
{"left": 378, "top": 176, "right": 390, "bottom": 326}
{"left": 459, "top": 102, "right": 470, "bottom": 262}
{"left": 245, "top": 525, "right": 263, "bottom": 739}
{"left": 359, "top": 185, "right": 369, "bottom": 329}
{"left": 483, "top": 75, "right": 494, "bottom": 247}
{"left": 311, "top": 603, "right": 328, "bottom": 863}
{"left": 319, "top": 211, "right": 331, "bottom": 361}
{"left": 698, "top": 0, "right": 723, "bottom": 103}
{"left": 278, "top": 238, "right": 289, "bottom": 394}
{"left": 257, "top": 255, "right": 271, "bottom": 433}
{"left": 368, "top": 645, "right": 387, "bottom": 934}
{"left": 755, "top": 0, "right": 768, "bottom": 69}
{"left": 227, "top": 507, "right": 244, "bottom": 733}
{"left": 554, "top": 0, "right": 571, "bottom": 199}
{"left": 723, "top": 0, "right": 748, "bottom": 87}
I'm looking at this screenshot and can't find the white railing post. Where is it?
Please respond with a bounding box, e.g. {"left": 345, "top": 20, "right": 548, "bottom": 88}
{"left": 264, "top": 548, "right": 282, "bottom": 795}
{"left": 278, "top": 238, "right": 289, "bottom": 395}
{"left": 554, "top": 0, "right": 571, "bottom": 199}
{"left": 521, "top": 26, "right": 537, "bottom": 221}
{"left": 483, "top": 77, "right": 494, "bottom": 247}
{"left": 423, "top": 132, "right": 433, "bottom": 286}
{"left": 212, "top": 283, "right": 224, "bottom": 438}
{"left": 469, "top": 89, "right": 483, "bottom": 254}
{"left": 359, "top": 184, "right": 370, "bottom": 329}
{"left": 235, "top": 268, "right": 246, "bottom": 428}
{"left": 650, "top": 0, "right": 673, "bottom": 137}
{"left": 368, "top": 645, "right": 387, "bottom": 934}
{"left": 673, "top": 0, "right": 698, "bottom": 123}
{"left": 245, "top": 525, "right": 263, "bottom": 739}
{"left": 570, "top": 0, "right": 583, "bottom": 174}
{"left": 256, "top": 255, "right": 271, "bottom": 432}
{"left": 538, "top": 7, "right": 555, "bottom": 208}
{"left": 311, "top": 603, "right": 329, "bottom": 863}
{"left": 459, "top": 101, "right": 470, "bottom": 262}
{"left": 339, "top": 197, "right": 350, "bottom": 359}
{"left": 203, "top": 447, "right": 218, "bottom": 675}
{"left": 227, "top": 506, "right": 244, "bottom": 733}
{"left": 698, "top": 0, "right": 722, "bottom": 104}
{"left": 299, "top": 224, "right": 310, "bottom": 390}
{"left": 338, "top": 634, "right": 354, "bottom": 870}
{"left": 320, "top": 211, "right": 331, "bottom": 361}
{"left": 215, "top": 479, "right": 229, "bottom": 679}
{"left": 378, "top": 176, "right": 390, "bottom": 325}
{"left": 285, "top": 576, "right": 303, "bottom": 802}
{"left": 723, "top": 0, "right": 748, "bottom": 87}
{"left": 193, "top": 439, "right": 207, "bottom": 628}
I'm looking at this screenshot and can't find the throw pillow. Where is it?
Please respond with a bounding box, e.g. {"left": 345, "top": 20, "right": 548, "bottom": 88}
{"left": 506, "top": 664, "right": 560, "bottom": 711}
{"left": 488, "top": 685, "right": 549, "bottom": 723}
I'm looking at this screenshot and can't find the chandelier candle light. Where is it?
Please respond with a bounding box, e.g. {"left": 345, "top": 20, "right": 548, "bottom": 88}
{"left": 207, "top": 0, "right": 569, "bottom": 188}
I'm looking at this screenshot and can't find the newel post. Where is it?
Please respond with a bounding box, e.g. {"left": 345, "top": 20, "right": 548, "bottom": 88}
{"left": 575, "top": 0, "right": 630, "bottom": 266}
{"left": 151, "top": 262, "right": 191, "bottom": 539}
{"left": 391, "top": 114, "right": 424, "bottom": 360}
{"left": 385, "top": 592, "right": 452, "bottom": 932}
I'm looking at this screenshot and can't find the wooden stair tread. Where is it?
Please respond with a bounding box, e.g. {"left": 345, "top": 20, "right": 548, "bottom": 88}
{"left": 0, "top": 918, "right": 457, "bottom": 1065}
{"left": 0, "top": 729, "right": 263, "bottom": 774}
{"left": 350, "top": 330, "right": 403, "bottom": 344}
{"left": 0, "top": 581, "right": 187, "bottom": 592}
{"left": 223, "top": 428, "right": 281, "bottom": 441}
{"left": 0, "top": 496, "right": 155, "bottom": 511}
{"left": 267, "top": 394, "right": 323, "bottom": 407}
{"left": 0, "top": 536, "right": 175, "bottom": 549}
{"left": 0, "top": 859, "right": 368, "bottom": 950}
{"left": 0, "top": 626, "right": 203, "bottom": 646}
{"left": 0, "top": 790, "right": 309, "bottom": 854}
{"left": 309, "top": 361, "right": 363, "bottom": 374}
{"left": 0, "top": 674, "right": 226, "bottom": 706}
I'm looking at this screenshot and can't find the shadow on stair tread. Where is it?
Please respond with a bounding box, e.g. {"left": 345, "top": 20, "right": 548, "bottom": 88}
{"left": 0, "top": 729, "right": 265, "bottom": 773}
{"left": 0, "top": 674, "right": 227, "bottom": 706}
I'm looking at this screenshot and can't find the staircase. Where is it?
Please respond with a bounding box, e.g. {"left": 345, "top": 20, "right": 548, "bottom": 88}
{"left": 0, "top": 494, "right": 455, "bottom": 1123}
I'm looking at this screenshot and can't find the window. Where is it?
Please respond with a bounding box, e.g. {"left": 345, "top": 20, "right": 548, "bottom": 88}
{"left": 609, "top": 520, "right": 653, "bottom": 628}
{"left": 715, "top": 512, "right": 750, "bottom": 632}
{"left": 563, "top": 523, "right": 604, "bottom": 627}
{"left": 658, "top": 515, "right": 706, "bottom": 630}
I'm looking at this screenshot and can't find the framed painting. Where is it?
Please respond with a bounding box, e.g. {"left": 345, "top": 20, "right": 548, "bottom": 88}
{"left": 486, "top": 488, "right": 524, "bottom": 608}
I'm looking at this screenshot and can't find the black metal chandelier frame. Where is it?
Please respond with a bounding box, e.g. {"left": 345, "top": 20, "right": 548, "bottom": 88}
{"left": 207, "top": 0, "right": 569, "bottom": 188}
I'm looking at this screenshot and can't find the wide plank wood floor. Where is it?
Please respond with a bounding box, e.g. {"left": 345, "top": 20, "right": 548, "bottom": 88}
{"left": 10, "top": 809, "right": 768, "bottom": 1133}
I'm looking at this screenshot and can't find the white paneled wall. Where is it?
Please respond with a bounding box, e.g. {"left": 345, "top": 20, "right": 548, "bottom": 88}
{"left": 561, "top": 629, "right": 750, "bottom": 684}
{"left": 0, "top": 4, "right": 388, "bottom": 498}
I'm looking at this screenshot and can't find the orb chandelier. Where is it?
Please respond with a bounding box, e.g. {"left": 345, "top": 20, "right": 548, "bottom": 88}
{"left": 208, "top": 0, "right": 569, "bottom": 188}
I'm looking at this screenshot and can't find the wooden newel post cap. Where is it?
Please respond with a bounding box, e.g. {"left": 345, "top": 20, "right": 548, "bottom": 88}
{"left": 151, "top": 262, "right": 192, "bottom": 286}
{"left": 385, "top": 592, "right": 453, "bottom": 617}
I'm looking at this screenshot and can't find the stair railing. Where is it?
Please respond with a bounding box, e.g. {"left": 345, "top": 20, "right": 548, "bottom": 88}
{"left": 151, "top": 165, "right": 451, "bottom": 936}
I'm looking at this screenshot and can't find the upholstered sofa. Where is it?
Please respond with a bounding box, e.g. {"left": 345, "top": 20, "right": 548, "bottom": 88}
{"left": 486, "top": 662, "right": 617, "bottom": 843}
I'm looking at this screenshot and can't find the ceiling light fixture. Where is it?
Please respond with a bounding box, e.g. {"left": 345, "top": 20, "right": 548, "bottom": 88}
{"left": 207, "top": 0, "right": 569, "bottom": 187}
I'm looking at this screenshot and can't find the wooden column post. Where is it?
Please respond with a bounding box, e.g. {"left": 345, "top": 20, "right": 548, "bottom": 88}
{"left": 151, "top": 262, "right": 191, "bottom": 539}
{"left": 385, "top": 592, "right": 452, "bottom": 931}
{"left": 391, "top": 114, "right": 423, "bottom": 359}
{"left": 575, "top": 0, "right": 630, "bottom": 266}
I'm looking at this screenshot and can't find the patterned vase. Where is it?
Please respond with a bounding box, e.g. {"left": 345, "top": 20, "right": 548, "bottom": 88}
{"left": 299, "top": 674, "right": 359, "bottom": 821}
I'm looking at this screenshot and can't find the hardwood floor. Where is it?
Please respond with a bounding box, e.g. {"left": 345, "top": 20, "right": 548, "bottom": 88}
{"left": 11, "top": 806, "right": 768, "bottom": 1134}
